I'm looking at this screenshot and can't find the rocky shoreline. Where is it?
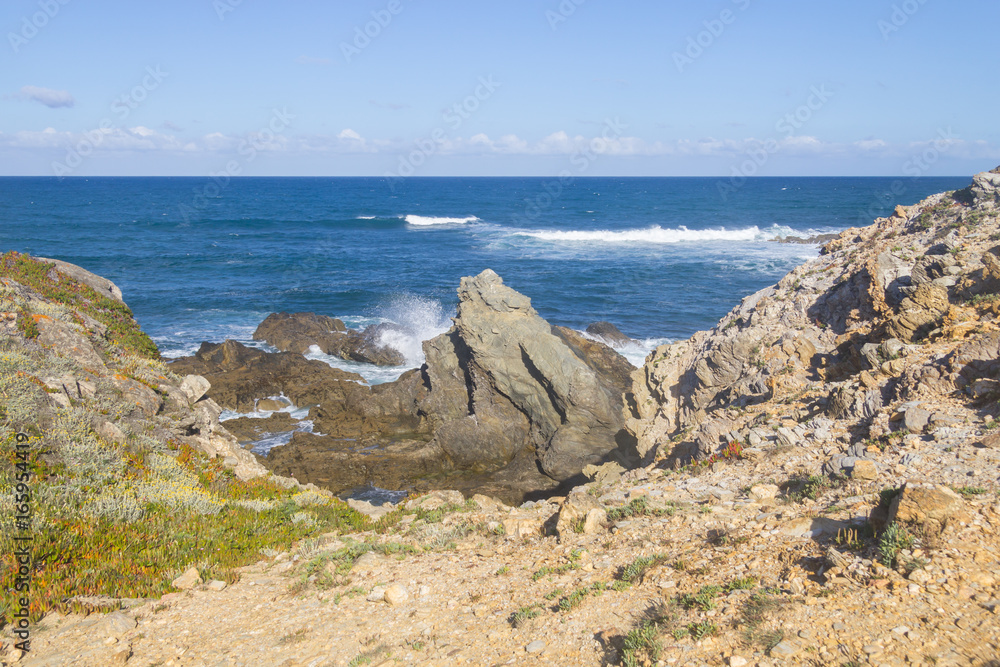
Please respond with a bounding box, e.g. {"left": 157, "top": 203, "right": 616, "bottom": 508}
{"left": 170, "top": 270, "right": 640, "bottom": 505}
{"left": 3, "top": 167, "right": 1000, "bottom": 665}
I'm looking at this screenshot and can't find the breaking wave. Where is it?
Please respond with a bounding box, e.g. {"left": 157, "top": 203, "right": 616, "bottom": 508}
{"left": 515, "top": 225, "right": 793, "bottom": 244}
{"left": 404, "top": 215, "right": 480, "bottom": 226}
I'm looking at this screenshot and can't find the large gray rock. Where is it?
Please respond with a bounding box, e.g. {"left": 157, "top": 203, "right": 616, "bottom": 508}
{"left": 970, "top": 168, "right": 1000, "bottom": 208}
{"left": 417, "top": 270, "right": 632, "bottom": 481}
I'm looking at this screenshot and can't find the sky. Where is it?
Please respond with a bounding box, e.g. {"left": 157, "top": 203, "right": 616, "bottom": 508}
{"left": 1, "top": 0, "right": 998, "bottom": 177}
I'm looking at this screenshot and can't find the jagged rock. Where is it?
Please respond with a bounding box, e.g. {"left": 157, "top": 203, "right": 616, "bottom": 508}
{"left": 885, "top": 283, "right": 950, "bottom": 343}
{"left": 970, "top": 169, "right": 1000, "bottom": 208}
{"left": 253, "top": 311, "right": 405, "bottom": 366}
{"left": 169, "top": 340, "right": 370, "bottom": 412}
{"left": 850, "top": 459, "right": 878, "bottom": 480}
{"left": 253, "top": 312, "right": 347, "bottom": 354}
{"left": 416, "top": 270, "right": 632, "bottom": 482}
{"left": 585, "top": 321, "right": 633, "bottom": 347}
{"left": 903, "top": 405, "right": 931, "bottom": 434}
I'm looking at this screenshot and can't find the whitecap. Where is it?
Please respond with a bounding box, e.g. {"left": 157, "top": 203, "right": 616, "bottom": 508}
{"left": 515, "top": 225, "right": 793, "bottom": 244}
{"left": 404, "top": 214, "right": 479, "bottom": 226}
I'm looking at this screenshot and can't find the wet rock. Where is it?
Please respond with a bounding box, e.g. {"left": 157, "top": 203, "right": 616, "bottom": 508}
{"left": 584, "top": 321, "right": 633, "bottom": 347}
{"left": 169, "top": 340, "right": 370, "bottom": 412}
{"left": 252, "top": 311, "right": 347, "bottom": 354}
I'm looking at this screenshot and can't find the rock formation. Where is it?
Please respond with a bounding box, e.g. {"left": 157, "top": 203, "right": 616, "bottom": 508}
{"left": 172, "top": 270, "right": 635, "bottom": 502}
{"left": 253, "top": 311, "right": 406, "bottom": 366}
{"left": 626, "top": 166, "right": 1000, "bottom": 468}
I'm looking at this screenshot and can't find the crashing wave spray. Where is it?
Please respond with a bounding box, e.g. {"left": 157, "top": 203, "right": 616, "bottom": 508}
{"left": 374, "top": 294, "right": 455, "bottom": 366}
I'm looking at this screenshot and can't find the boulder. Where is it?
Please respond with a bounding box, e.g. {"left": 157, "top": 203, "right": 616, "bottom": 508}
{"left": 970, "top": 168, "right": 1000, "bottom": 208}
{"left": 417, "top": 270, "right": 633, "bottom": 482}
{"left": 885, "top": 481, "right": 963, "bottom": 537}
{"left": 171, "top": 567, "right": 202, "bottom": 590}
{"left": 35, "top": 256, "right": 124, "bottom": 303}
{"left": 180, "top": 375, "right": 211, "bottom": 403}
{"left": 383, "top": 584, "right": 409, "bottom": 606}
{"left": 252, "top": 312, "right": 347, "bottom": 354}
{"left": 585, "top": 321, "right": 633, "bottom": 347}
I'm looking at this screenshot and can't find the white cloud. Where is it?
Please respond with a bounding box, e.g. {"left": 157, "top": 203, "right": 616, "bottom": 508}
{"left": 16, "top": 85, "right": 75, "bottom": 109}
{"left": 1, "top": 122, "right": 996, "bottom": 170}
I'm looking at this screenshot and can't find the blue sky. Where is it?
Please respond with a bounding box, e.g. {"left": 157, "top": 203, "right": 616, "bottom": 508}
{"left": 1, "top": 0, "right": 998, "bottom": 176}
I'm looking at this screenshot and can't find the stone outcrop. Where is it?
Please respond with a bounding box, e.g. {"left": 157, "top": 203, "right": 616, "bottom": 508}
{"left": 0, "top": 254, "right": 270, "bottom": 483}
{"left": 414, "top": 270, "right": 634, "bottom": 482}
{"left": 626, "top": 166, "right": 1000, "bottom": 467}
{"left": 253, "top": 311, "right": 406, "bottom": 366}
{"left": 169, "top": 340, "right": 371, "bottom": 413}
{"left": 177, "top": 270, "right": 635, "bottom": 502}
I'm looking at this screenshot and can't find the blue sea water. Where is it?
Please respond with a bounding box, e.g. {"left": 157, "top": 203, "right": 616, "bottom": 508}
{"left": 0, "top": 176, "right": 970, "bottom": 383}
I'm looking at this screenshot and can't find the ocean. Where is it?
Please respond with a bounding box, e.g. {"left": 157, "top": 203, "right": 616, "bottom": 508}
{"left": 0, "top": 176, "right": 969, "bottom": 384}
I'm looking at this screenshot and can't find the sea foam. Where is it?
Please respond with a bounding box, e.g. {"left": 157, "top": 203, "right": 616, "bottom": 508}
{"left": 303, "top": 295, "right": 454, "bottom": 384}
{"left": 516, "top": 225, "right": 792, "bottom": 244}
{"left": 404, "top": 214, "right": 479, "bottom": 226}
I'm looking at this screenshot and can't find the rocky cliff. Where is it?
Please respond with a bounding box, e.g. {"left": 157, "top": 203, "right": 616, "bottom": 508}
{"left": 5, "top": 170, "right": 1000, "bottom": 667}
{"left": 627, "top": 167, "right": 1000, "bottom": 473}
